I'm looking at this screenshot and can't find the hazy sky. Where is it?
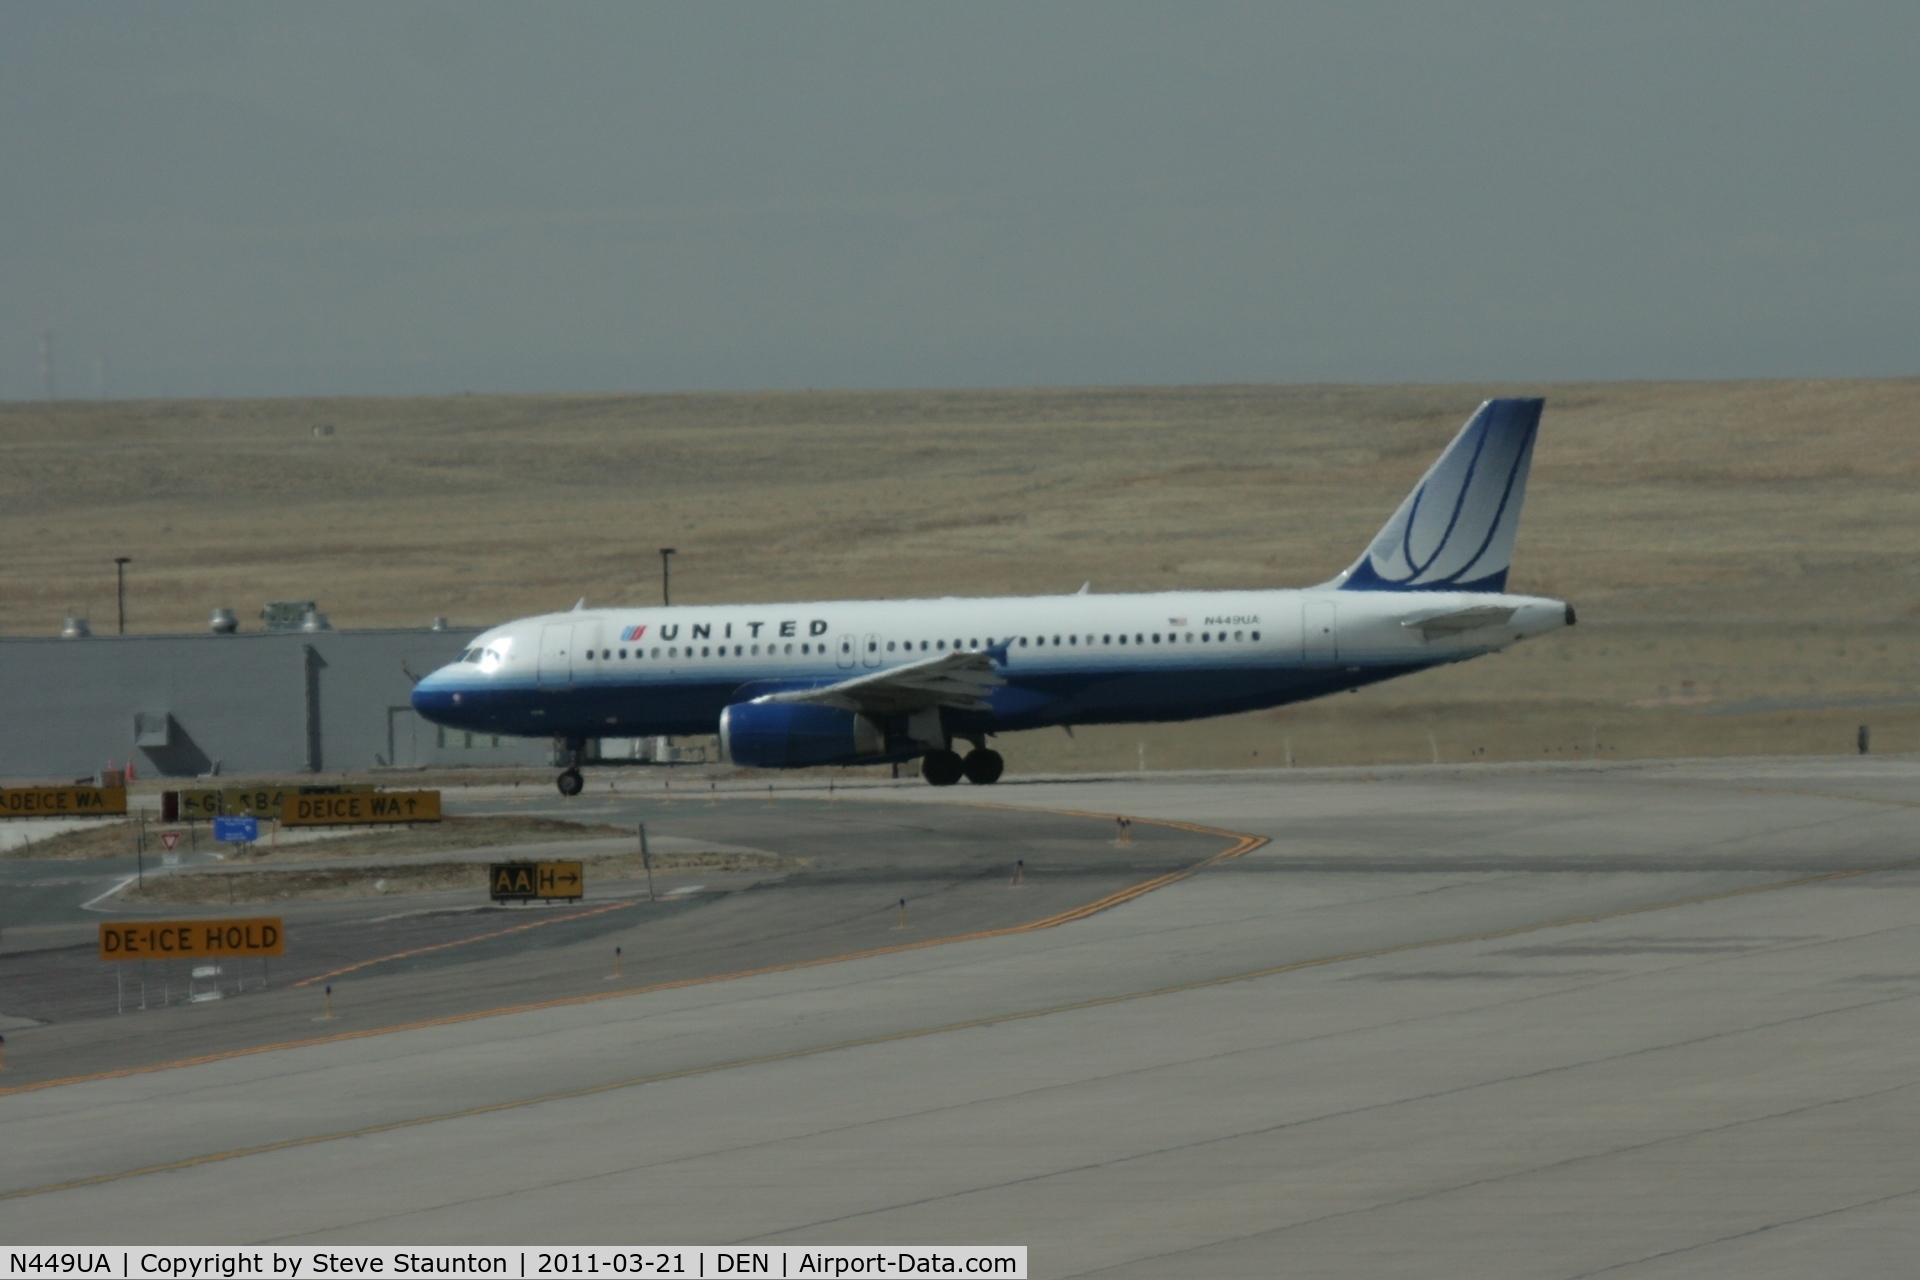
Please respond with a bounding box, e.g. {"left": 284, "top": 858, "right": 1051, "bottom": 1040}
{"left": 3, "top": 4, "right": 1916, "bottom": 398}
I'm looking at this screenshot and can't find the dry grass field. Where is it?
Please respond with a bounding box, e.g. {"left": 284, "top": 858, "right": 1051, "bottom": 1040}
{"left": 3, "top": 379, "right": 1917, "bottom": 771}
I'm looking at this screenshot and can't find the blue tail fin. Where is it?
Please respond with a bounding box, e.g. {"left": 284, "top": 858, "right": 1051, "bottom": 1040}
{"left": 1336, "top": 398, "right": 1543, "bottom": 593}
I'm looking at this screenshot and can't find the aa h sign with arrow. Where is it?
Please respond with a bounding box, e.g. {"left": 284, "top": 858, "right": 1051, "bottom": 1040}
{"left": 490, "top": 860, "right": 585, "bottom": 902}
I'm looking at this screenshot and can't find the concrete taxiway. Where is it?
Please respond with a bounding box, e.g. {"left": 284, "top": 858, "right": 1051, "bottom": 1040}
{"left": 3, "top": 756, "right": 1918, "bottom": 1278}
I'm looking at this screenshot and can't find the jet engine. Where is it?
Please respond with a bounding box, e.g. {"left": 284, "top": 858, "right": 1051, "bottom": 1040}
{"left": 719, "top": 700, "right": 886, "bottom": 769}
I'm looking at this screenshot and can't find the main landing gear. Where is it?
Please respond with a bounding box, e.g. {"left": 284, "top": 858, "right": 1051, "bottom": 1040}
{"left": 921, "top": 747, "right": 1004, "bottom": 787}
{"left": 556, "top": 766, "right": 584, "bottom": 797}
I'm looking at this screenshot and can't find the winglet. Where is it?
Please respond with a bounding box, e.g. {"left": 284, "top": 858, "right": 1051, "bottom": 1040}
{"left": 985, "top": 639, "right": 1013, "bottom": 667}
{"left": 1077, "top": 582, "right": 1091, "bottom": 595}
{"left": 572, "top": 598, "right": 586, "bottom": 611}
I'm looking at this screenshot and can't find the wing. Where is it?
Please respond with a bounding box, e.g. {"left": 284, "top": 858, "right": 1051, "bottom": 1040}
{"left": 757, "top": 650, "right": 1004, "bottom": 716}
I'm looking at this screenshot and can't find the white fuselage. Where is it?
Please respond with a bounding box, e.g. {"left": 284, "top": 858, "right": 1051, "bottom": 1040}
{"left": 412, "top": 586, "right": 1569, "bottom": 747}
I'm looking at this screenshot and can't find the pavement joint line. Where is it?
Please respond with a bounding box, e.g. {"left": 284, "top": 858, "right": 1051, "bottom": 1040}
{"left": 0, "top": 811, "right": 1262, "bottom": 1098}
{"left": 1730, "top": 785, "right": 1920, "bottom": 809}
{"left": 1635, "top": 777, "right": 1920, "bottom": 810}
{"left": 4, "top": 853, "right": 1912, "bottom": 1203}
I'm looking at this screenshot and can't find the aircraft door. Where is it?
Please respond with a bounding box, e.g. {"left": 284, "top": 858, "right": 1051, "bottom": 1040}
{"left": 836, "top": 634, "right": 857, "bottom": 669}
{"left": 1303, "top": 600, "right": 1338, "bottom": 666}
{"left": 538, "top": 624, "right": 574, "bottom": 689}
{"left": 862, "top": 633, "right": 882, "bottom": 668}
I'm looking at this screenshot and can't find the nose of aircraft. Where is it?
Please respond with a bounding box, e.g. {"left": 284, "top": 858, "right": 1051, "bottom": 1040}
{"left": 410, "top": 665, "right": 468, "bottom": 727}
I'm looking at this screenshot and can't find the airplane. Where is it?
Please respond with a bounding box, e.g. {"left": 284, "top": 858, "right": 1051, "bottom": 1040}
{"left": 412, "top": 397, "right": 1572, "bottom": 795}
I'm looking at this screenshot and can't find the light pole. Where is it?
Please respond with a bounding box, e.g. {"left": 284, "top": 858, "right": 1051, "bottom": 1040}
{"left": 114, "top": 557, "right": 131, "bottom": 634}
{"left": 659, "top": 548, "right": 677, "bottom": 607}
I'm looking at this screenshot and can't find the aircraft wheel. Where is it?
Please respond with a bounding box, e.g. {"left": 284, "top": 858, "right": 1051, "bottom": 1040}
{"left": 921, "top": 749, "right": 964, "bottom": 787}
{"left": 962, "top": 748, "right": 1004, "bottom": 785}
{"left": 556, "top": 767, "right": 584, "bottom": 797}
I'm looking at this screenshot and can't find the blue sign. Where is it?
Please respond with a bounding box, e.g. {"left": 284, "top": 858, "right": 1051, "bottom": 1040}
{"left": 212, "top": 816, "right": 259, "bottom": 844}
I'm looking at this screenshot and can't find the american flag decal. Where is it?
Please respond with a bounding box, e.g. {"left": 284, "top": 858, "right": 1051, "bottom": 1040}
{"left": 1169, "top": 617, "right": 1187, "bottom": 627}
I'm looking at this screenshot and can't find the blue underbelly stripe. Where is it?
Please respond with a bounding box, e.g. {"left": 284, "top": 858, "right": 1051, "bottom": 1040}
{"left": 413, "top": 660, "right": 1440, "bottom": 739}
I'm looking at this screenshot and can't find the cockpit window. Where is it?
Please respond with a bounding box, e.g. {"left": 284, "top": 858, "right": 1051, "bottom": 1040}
{"left": 462, "top": 648, "right": 482, "bottom": 663}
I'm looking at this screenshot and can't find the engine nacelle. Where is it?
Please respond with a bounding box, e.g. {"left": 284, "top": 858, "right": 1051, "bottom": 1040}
{"left": 719, "top": 700, "right": 885, "bottom": 769}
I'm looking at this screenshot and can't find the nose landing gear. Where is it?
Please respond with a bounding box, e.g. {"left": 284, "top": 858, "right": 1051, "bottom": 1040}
{"left": 556, "top": 766, "right": 584, "bottom": 797}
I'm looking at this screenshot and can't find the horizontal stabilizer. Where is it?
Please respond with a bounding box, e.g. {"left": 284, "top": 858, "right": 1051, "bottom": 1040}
{"left": 1401, "top": 605, "right": 1517, "bottom": 637}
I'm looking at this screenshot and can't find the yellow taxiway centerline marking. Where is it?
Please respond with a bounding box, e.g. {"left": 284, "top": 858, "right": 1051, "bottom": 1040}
{"left": 4, "top": 854, "right": 1910, "bottom": 1202}
{"left": 288, "top": 900, "right": 640, "bottom": 989}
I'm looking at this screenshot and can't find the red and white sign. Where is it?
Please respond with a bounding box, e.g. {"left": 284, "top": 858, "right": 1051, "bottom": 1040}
{"left": 159, "top": 831, "right": 181, "bottom": 852}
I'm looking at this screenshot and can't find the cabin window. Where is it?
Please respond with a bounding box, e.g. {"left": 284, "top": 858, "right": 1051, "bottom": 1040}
{"left": 1152, "top": 634, "right": 1160, "bottom": 644}
{"left": 1019, "top": 637, "right": 1028, "bottom": 647}
{"left": 651, "top": 648, "right": 661, "bottom": 658}
{"left": 617, "top": 649, "right": 626, "bottom": 659}
{"left": 1251, "top": 630, "right": 1260, "bottom": 640}
{"left": 937, "top": 640, "right": 947, "bottom": 650}
{"left": 1118, "top": 634, "right": 1127, "bottom": 645}
{"left": 1103, "top": 635, "right": 1111, "bottom": 645}
{"left": 1201, "top": 633, "right": 1210, "bottom": 643}
{"left": 1068, "top": 635, "right": 1077, "bottom": 645}
{"left": 1234, "top": 631, "right": 1244, "bottom": 641}
{"left": 969, "top": 638, "right": 978, "bottom": 648}
{"left": 701, "top": 646, "right": 710, "bottom": 657}
{"left": 668, "top": 646, "right": 678, "bottom": 657}
{"left": 887, "top": 641, "right": 896, "bottom": 651}
{"left": 784, "top": 643, "right": 793, "bottom": 654}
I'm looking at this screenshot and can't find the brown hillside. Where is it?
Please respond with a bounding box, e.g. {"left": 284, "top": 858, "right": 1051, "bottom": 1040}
{"left": 4, "top": 380, "right": 1917, "bottom": 769}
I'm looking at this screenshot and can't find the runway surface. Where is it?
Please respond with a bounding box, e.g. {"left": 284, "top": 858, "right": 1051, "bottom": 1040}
{"left": 4, "top": 756, "right": 1918, "bottom": 1278}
